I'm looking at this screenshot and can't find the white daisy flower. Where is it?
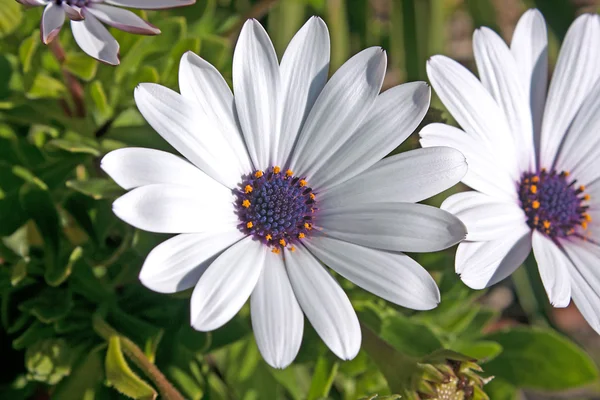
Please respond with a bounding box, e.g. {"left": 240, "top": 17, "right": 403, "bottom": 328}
{"left": 17, "top": 0, "right": 195, "bottom": 65}
{"left": 102, "top": 17, "right": 468, "bottom": 368}
{"left": 421, "top": 10, "right": 600, "bottom": 332}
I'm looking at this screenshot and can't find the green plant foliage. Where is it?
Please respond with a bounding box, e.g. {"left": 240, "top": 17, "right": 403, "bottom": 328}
{"left": 1, "top": 1, "right": 599, "bottom": 400}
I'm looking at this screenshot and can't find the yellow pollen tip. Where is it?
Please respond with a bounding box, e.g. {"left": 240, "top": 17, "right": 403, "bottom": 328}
{"left": 273, "top": 166, "right": 281, "bottom": 174}
{"left": 265, "top": 234, "right": 272, "bottom": 241}
{"left": 298, "top": 232, "right": 305, "bottom": 239}
{"left": 304, "top": 223, "right": 312, "bottom": 230}
{"left": 271, "top": 248, "right": 280, "bottom": 254}
{"left": 584, "top": 214, "right": 592, "bottom": 222}
{"left": 242, "top": 199, "right": 251, "bottom": 208}
{"left": 299, "top": 179, "right": 307, "bottom": 187}
{"left": 290, "top": 246, "right": 296, "bottom": 252}
{"left": 254, "top": 170, "right": 263, "bottom": 178}
{"left": 579, "top": 185, "right": 586, "bottom": 191}
{"left": 286, "top": 169, "right": 293, "bottom": 177}
{"left": 310, "top": 193, "right": 316, "bottom": 200}
{"left": 279, "top": 239, "right": 287, "bottom": 246}
{"left": 582, "top": 221, "right": 588, "bottom": 230}
{"left": 543, "top": 220, "right": 551, "bottom": 229}
{"left": 532, "top": 200, "right": 540, "bottom": 209}
{"left": 530, "top": 185, "right": 538, "bottom": 194}
{"left": 244, "top": 185, "right": 253, "bottom": 193}
{"left": 584, "top": 194, "right": 591, "bottom": 201}
{"left": 564, "top": 171, "right": 570, "bottom": 177}
{"left": 531, "top": 176, "right": 540, "bottom": 183}
{"left": 246, "top": 222, "right": 253, "bottom": 229}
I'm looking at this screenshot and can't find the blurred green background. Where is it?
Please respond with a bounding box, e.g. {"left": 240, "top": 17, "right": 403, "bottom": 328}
{"left": 1, "top": 0, "right": 600, "bottom": 399}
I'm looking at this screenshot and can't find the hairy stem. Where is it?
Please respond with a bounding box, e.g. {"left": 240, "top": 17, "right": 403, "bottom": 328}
{"left": 48, "top": 39, "right": 86, "bottom": 118}
{"left": 92, "top": 314, "right": 185, "bottom": 400}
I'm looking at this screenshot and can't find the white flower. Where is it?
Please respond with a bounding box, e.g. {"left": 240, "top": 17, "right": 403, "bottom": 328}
{"left": 102, "top": 17, "right": 468, "bottom": 368}
{"left": 421, "top": 10, "right": 600, "bottom": 333}
{"left": 17, "top": 0, "right": 195, "bottom": 65}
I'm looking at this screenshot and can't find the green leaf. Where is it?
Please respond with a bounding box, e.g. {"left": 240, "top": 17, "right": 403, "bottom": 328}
{"left": 448, "top": 340, "right": 503, "bottom": 363}
{"left": 19, "top": 30, "right": 40, "bottom": 74}
{"left": 46, "top": 245, "right": 83, "bottom": 287}
{"left": 377, "top": 312, "right": 443, "bottom": 358}
{"left": 46, "top": 138, "right": 102, "bottom": 156}
{"left": 66, "top": 178, "right": 124, "bottom": 200}
{"left": 483, "top": 327, "right": 599, "bottom": 390}
{"left": 0, "top": 0, "right": 23, "bottom": 38}
{"left": 19, "top": 287, "right": 73, "bottom": 324}
{"left": 105, "top": 336, "right": 157, "bottom": 400}
{"left": 64, "top": 53, "right": 98, "bottom": 81}
{"left": 307, "top": 355, "right": 338, "bottom": 400}
{"left": 89, "top": 80, "right": 111, "bottom": 118}
{"left": 53, "top": 346, "right": 106, "bottom": 400}
{"left": 26, "top": 74, "right": 66, "bottom": 100}
{"left": 482, "top": 377, "right": 519, "bottom": 400}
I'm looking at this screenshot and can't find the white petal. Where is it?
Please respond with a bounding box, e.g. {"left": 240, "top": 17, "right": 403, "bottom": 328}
{"left": 474, "top": 27, "right": 534, "bottom": 173}
{"left": 63, "top": 4, "right": 83, "bottom": 21}
{"left": 555, "top": 79, "right": 600, "bottom": 186}
{"left": 178, "top": 52, "right": 252, "bottom": 175}
{"left": 101, "top": 147, "right": 222, "bottom": 190}
{"left": 562, "top": 240, "right": 600, "bottom": 334}
{"left": 317, "top": 203, "right": 466, "bottom": 252}
{"left": 233, "top": 19, "right": 280, "bottom": 170}
{"left": 311, "top": 82, "right": 431, "bottom": 189}
{"left": 426, "top": 56, "right": 519, "bottom": 180}
{"left": 531, "top": 231, "right": 572, "bottom": 308}
{"left": 457, "top": 227, "right": 532, "bottom": 289}
{"left": 441, "top": 191, "right": 527, "bottom": 241}
{"left": 276, "top": 17, "right": 330, "bottom": 166}
{"left": 540, "top": 13, "right": 600, "bottom": 167}
{"left": 87, "top": 4, "right": 160, "bottom": 35}
{"left": 304, "top": 236, "right": 440, "bottom": 310}
{"left": 104, "top": 0, "right": 196, "bottom": 9}
{"left": 319, "top": 147, "right": 466, "bottom": 208}
{"left": 289, "top": 47, "right": 387, "bottom": 179}
{"left": 71, "top": 10, "right": 119, "bottom": 65}
{"left": 420, "top": 123, "right": 518, "bottom": 201}
{"left": 112, "top": 184, "right": 236, "bottom": 234}
{"left": 17, "top": 0, "right": 47, "bottom": 6}
{"left": 140, "top": 229, "right": 246, "bottom": 293}
{"left": 510, "top": 9, "right": 548, "bottom": 156}
{"left": 251, "top": 253, "right": 303, "bottom": 369}
{"left": 134, "top": 83, "right": 245, "bottom": 188}
{"left": 191, "top": 236, "right": 266, "bottom": 331}
{"left": 285, "top": 245, "right": 360, "bottom": 360}
{"left": 41, "top": 3, "right": 65, "bottom": 44}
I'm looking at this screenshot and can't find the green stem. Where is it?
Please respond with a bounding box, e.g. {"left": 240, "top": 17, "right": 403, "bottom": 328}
{"left": 92, "top": 314, "right": 185, "bottom": 400}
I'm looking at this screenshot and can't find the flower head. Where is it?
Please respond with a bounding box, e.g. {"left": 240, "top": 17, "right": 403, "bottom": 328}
{"left": 102, "top": 17, "right": 467, "bottom": 368}
{"left": 421, "top": 10, "right": 600, "bottom": 332}
{"left": 17, "top": 0, "right": 195, "bottom": 65}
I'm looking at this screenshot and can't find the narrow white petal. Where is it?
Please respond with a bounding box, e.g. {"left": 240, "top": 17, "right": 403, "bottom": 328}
{"left": 510, "top": 9, "right": 548, "bottom": 157}
{"left": 134, "top": 83, "right": 244, "bottom": 188}
{"left": 285, "top": 245, "right": 360, "bottom": 360}
{"left": 289, "top": 47, "right": 387, "bottom": 179}
{"left": 540, "top": 13, "right": 600, "bottom": 167}
{"left": 562, "top": 240, "right": 600, "bottom": 334}
{"left": 319, "top": 147, "right": 466, "bottom": 207}
{"left": 304, "top": 236, "right": 440, "bottom": 310}
{"left": 17, "top": 0, "right": 47, "bottom": 6}
{"left": 104, "top": 0, "right": 196, "bottom": 9}
{"left": 41, "top": 3, "right": 65, "bottom": 44}
{"left": 112, "top": 184, "right": 236, "bottom": 234}
{"left": 317, "top": 203, "right": 466, "bottom": 252}
{"left": 191, "top": 236, "right": 266, "bottom": 331}
{"left": 233, "top": 19, "right": 280, "bottom": 170}
{"left": 420, "top": 123, "right": 518, "bottom": 201}
{"left": 179, "top": 52, "right": 252, "bottom": 175}
{"left": 474, "top": 27, "right": 534, "bottom": 173}
{"left": 531, "top": 231, "right": 572, "bottom": 308}
{"left": 101, "top": 148, "right": 222, "bottom": 190}
{"left": 457, "top": 227, "right": 532, "bottom": 289}
{"left": 251, "top": 253, "right": 303, "bottom": 369}
{"left": 311, "top": 82, "right": 431, "bottom": 189}
{"left": 441, "top": 191, "right": 527, "bottom": 241}
{"left": 87, "top": 4, "right": 160, "bottom": 35}
{"left": 71, "top": 11, "right": 119, "bottom": 65}
{"left": 426, "top": 56, "right": 519, "bottom": 180}
{"left": 277, "top": 17, "right": 330, "bottom": 166}
{"left": 63, "top": 4, "right": 83, "bottom": 21}
{"left": 555, "top": 79, "right": 600, "bottom": 186}
{"left": 140, "top": 229, "right": 245, "bottom": 294}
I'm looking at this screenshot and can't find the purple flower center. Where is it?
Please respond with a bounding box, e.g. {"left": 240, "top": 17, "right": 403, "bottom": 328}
{"left": 236, "top": 167, "right": 316, "bottom": 252}
{"left": 55, "top": 0, "right": 89, "bottom": 6}
{"left": 518, "top": 169, "right": 591, "bottom": 238}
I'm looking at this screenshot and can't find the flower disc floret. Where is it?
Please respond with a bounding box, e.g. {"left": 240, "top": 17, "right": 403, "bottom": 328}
{"left": 236, "top": 167, "right": 316, "bottom": 249}
{"left": 519, "top": 169, "right": 591, "bottom": 238}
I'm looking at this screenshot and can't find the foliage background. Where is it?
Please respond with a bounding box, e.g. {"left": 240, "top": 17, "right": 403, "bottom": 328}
{"left": 1, "top": 0, "right": 600, "bottom": 399}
